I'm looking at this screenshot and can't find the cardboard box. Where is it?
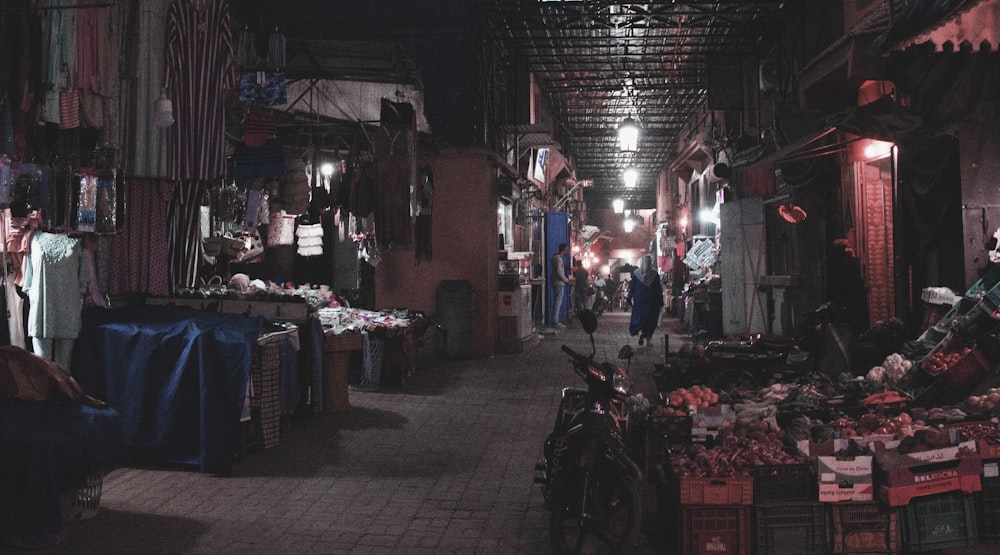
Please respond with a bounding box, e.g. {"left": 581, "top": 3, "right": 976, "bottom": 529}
{"left": 690, "top": 405, "right": 734, "bottom": 443}
{"left": 978, "top": 438, "right": 1000, "bottom": 460}
{"left": 817, "top": 456, "right": 874, "bottom": 502}
{"left": 797, "top": 438, "right": 849, "bottom": 459}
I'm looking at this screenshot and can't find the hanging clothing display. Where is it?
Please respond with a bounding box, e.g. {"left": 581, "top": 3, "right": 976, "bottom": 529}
{"left": 235, "top": 26, "right": 286, "bottom": 107}
{"left": 76, "top": 0, "right": 120, "bottom": 143}
{"left": 232, "top": 138, "right": 284, "bottom": 179}
{"left": 121, "top": 0, "right": 171, "bottom": 177}
{"left": 415, "top": 162, "right": 433, "bottom": 262}
{"left": 295, "top": 222, "right": 323, "bottom": 257}
{"left": 23, "top": 231, "right": 87, "bottom": 369}
{"left": 373, "top": 99, "right": 416, "bottom": 248}
{"left": 108, "top": 179, "right": 172, "bottom": 296}
{"left": 164, "top": 0, "right": 235, "bottom": 181}
{"left": 40, "top": 0, "right": 78, "bottom": 127}
{"left": 167, "top": 180, "right": 206, "bottom": 292}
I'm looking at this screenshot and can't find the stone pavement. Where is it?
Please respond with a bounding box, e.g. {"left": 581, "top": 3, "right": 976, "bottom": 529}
{"left": 7, "top": 311, "right": 995, "bottom": 554}
{"left": 11, "top": 311, "right": 671, "bottom": 555}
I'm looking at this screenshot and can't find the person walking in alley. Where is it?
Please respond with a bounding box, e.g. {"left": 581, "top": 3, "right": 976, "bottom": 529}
{"left": 627, "top": 254, "right": 664, "bottom": 345}
{"left": 550, "top": 243, "right": 570, "bottom": 328}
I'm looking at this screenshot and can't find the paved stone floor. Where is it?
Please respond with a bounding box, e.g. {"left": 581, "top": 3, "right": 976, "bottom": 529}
{"left": 6, "top": 311, "right": 996, "bottom": 554}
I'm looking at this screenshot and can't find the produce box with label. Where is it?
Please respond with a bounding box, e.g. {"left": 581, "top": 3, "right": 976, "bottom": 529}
{"left": 875, "top": 441, "right": 982, "bottom": 507}
{"left": 818, "top": 455, "right": 874, "bottom": 502}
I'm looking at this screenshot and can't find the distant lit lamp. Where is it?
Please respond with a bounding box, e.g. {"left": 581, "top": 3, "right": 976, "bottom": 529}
{"left": 623, "top": 216, "right": 636, "bottom": 233}
{"left": 612, "top": 198, "right": 625, "bottom": 214}
{"left": 320, "top": 162, "right": 336, "bottom": 178}
{"left": 622, "top": 167, "right": 638, "bottom": 188}
{"left": 618, "top": 117, "right": 639, "bottom": 153}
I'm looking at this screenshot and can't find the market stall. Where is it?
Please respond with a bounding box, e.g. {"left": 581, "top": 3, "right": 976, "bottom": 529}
{"left": 638, "top": 269, "right": 1000, "bottom": 553}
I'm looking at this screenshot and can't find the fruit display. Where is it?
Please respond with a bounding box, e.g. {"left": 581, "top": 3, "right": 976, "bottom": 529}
{"left": 922, "top": 345, "right": 971, "bottom": 375}
{"left": 966, "top": 388, "right": 1000, "bottom": 414}
{"left": 664, "top": 385, "right": 719, "bottom": 409}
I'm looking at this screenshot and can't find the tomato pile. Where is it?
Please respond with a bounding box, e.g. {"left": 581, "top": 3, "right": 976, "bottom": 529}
{"left": 921, "top": 346, "right": 971, "bottom": 375}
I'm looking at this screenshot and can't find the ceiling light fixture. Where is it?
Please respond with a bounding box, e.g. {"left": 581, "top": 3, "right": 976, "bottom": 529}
{"left": 622, "top": 167, "right": 638, "bottom": 188}
{"left": 617, "top": 117, "right": 639, "bottom": 153}
{"left": 623, "top": 216, "right": 636, "bottom": 233}
{"left": 613, "top": 198, "right": 625, "bottom": 214}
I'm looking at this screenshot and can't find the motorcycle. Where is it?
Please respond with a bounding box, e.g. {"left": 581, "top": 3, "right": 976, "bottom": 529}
{"left": 591, "top": 288, "right": 609, "bottom": 316}
{"left": 534, "top": 310, "right": 644, "bottom": 554}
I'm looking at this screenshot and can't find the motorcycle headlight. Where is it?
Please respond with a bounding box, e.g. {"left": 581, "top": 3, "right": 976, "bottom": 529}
{"left": 612, "top": 373, "right": 632, "bottom": 395}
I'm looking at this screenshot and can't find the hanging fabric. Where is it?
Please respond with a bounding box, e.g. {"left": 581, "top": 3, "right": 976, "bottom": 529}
{"left": 374, "top": 98, "right": 416, "bottom": 248}
{"left": 168, "top": 180, "right": 207, "bottom": 293}
{"left": 107, "top": 178, "right": 173, "bottom": 296}
{"left": 164, "top": 0, "right": 235, "bottom": 181}
{"left": 415, "top": 162, "right": 434, "bottom": 263}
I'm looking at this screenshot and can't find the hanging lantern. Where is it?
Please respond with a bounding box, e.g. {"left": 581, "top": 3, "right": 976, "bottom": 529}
{"left": 613, "top": 198, "right": 625, "bottom": 214}
{"left": 622, "top": 167, "right": 638, "bottom": 188}
{"left": 618, "top": 117, "right": 639, "bottom": 153}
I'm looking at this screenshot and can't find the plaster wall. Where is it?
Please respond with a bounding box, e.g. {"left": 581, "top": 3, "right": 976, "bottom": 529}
{"left": 374, "top": 148, "right": 500, "bottom": 357}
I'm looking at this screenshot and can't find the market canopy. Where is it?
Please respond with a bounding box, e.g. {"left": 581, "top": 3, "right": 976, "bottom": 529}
{"left": 281, "top": 39, "right": 431, "bottom": 134}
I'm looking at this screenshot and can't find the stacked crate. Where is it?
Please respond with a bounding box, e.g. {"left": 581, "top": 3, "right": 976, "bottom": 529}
{"left": 677, "top": 476, "right": 753, "bottom": 555}
{"left": 752, "top": 464, "right": 827, "bottom": 555}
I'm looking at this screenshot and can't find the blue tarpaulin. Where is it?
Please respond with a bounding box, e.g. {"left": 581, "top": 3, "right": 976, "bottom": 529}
{"left": 76, "top": 306, "right": 263, "bottom": 476}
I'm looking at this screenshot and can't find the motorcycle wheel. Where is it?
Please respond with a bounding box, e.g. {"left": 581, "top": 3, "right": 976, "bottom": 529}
{"left": 549, "top": 471, "right": 642, "bottom": 554}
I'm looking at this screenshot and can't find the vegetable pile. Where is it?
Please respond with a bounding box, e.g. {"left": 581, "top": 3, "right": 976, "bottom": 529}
{"left": 966, "top": 388, "right": 1000, "bottom": 414}
{"left": 671, "top": 420, "right": 806, "bottom": 478}
{"left": 922, "top": 345, "right": 971, "bottom": 375}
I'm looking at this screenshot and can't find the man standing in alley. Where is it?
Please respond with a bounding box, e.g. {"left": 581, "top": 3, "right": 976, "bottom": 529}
{"left": 572, "top": 261, "right": 591, "bottom": 316}
{"left": 550, "top": 243, "right": 570, "bottom": 328}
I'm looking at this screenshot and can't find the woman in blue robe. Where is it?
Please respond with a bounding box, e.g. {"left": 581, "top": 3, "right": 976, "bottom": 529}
{"left": 627, "top": 255, "right": 664, "bottom": 345}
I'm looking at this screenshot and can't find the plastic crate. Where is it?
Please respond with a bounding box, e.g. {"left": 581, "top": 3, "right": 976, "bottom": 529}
{"left": 645, "top": 415, "right": 692, "bottom": 476}
{"left": 919, "top": 337, "right": 990, "bottom": 392}
{"left": 681, "top": 504, "right": 752, "bottom": 555}
{"left": 752, "top": 463, "right": 814, "bottom": 503}
{"left": 679, "top": 476, "right": 754, "bottom": 505}
{"left": 900, "top": 491, "right": 978, "bottom": 552}
{"left": 952, "top": 301, "right": 1000, "bottom": 341}
{"left": 754, "top": 501, "right": 827, "bottom": 555}
{"left": 830, "top": 502, "right": 900, "bottom": 554}
{"left": 965, "top": 264, "right": 1000, "bottom": 300}
{"left": 979, "top": 483, "right": 1000, "bottom": 543}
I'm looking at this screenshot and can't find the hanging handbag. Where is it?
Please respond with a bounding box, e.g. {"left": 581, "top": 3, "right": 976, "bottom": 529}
{"left": 220, "top": 233, "right": 246, "bottom": 258}
{"left": 235, "top": 229, "right": 265, "bottom": 262}
{"left": 267, "top": 210, "right": 295, "bottom": 246}
{"left": 202, "top": 235, "right": 223, "bottom": 257}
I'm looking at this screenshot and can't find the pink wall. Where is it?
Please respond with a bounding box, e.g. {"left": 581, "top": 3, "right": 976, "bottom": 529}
{"left": 374, "top": 148, "right": 500, "bottom": 357}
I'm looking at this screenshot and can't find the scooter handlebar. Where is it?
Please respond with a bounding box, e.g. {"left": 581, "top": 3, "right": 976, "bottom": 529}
{"left": 561, "top": 345, "right": 579, "bottom": 359}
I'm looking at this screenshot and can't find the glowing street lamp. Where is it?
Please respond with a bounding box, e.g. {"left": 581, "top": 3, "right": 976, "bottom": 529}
{"left": 618, "top": 117, "right": 639, "bottom": 153}
{"left": 622, "top": 167, "right": 638, "bottom": 188}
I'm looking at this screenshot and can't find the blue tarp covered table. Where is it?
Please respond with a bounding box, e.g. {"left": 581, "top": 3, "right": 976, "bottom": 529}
{"left": 0, "top": 399, "right": 124, "bottom": 547}
{"left": 76, "top": 306, "right": 263, "bottom": 476}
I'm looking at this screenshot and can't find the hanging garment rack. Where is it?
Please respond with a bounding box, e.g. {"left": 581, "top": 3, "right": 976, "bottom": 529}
{"left": 0, "top": 3, "right": 115, "bottom": 11}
